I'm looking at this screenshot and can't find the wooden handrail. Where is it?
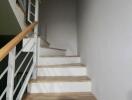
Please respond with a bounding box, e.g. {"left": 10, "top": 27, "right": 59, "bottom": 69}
{"left": 0, "top": 22, "right": 38, "bottom": 61}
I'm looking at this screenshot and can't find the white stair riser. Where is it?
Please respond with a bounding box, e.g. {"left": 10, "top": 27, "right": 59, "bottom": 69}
{"left": 28, "top": 82, "right": 91, "bottom": 93}
{"left": 37, "top": 68, "right": 87, "bottom": 76}
{"left": 39, "top": 48, "right": 65, "bottom": 57}
{"left": 38, "top": 57, "right": 81, "bottom": 65}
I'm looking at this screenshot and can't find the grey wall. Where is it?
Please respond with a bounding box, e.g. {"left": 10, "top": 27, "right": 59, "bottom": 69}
{"left": 0, "top": 0, "right": 21, "bottom": 35}
{"left": 77, "top": 0, "right": 132, "bottom": 100}
{"left": 39, "top": 0, "right": 77, "bottom": 55}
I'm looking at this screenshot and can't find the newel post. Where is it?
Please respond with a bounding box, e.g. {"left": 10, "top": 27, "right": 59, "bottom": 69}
{"left": 6, "top": 48, "right": 16, "bottom": 100}
{"left": 32, "top": 0, "right": 39, "bottom": 79}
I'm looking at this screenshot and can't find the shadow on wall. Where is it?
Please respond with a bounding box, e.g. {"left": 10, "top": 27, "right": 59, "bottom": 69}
{"left": 127, "top": 90, "right": 132, "bottom": 100}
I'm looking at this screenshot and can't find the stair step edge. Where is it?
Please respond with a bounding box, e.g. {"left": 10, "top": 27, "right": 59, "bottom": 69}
{"left": 29, "top": 76, "right": 91, "bottom": 83}
{"left": 39, "top": 56, "right": 80, "bottom": 58}
{"left": 23, "top": 92, "right": 97, "bottom": 100}
{"left": 37, "top": 63, "right": 86, "bottom": 68}
{"left": 43, "top": 47, "right": 66, "bottom": 51}
{"left": 24, "top": 92, "right": 94, "bottom": 97}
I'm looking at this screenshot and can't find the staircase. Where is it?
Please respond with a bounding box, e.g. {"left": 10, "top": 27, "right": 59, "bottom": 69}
{"left": 23, "top": 40, "right": 96, "bottom": 100}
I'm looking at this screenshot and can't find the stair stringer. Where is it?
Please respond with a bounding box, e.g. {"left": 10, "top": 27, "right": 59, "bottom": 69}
{"left": 8, "top": 0, "right": 26, "bottom": 29}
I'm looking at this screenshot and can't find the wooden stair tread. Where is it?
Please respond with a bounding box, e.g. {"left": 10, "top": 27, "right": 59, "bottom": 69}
{"left": 30, "top": 76, "right": 91, "bottom": 83}
{"left": 23, "top": 92, "right": 96, "bottom": 100}
{"left": 37, "top": 63, "right": 85, "bottom": 68}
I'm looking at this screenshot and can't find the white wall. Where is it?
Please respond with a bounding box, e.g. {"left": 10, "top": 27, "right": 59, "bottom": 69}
{"left": 77, "top": 0, "right": 132, "bottom": 100}
{"left": 39, "top": 0, "right": 77, "bottom": 55}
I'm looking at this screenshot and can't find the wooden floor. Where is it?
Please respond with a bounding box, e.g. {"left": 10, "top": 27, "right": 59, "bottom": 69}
{"left": 23, "top": 92, "right": 96, "bottom": 100}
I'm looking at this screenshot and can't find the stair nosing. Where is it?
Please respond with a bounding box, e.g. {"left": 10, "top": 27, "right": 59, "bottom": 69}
{"left": 24, "top": 92, "right": 94, "bottom": 96}
{"left": 39, "top": 55, "right": 65, "bottom": 57}
{"left": 44, "top": 47, "right": 66, "bottom": 51}
{"left": 37, "top": 64, "right": 86, "bottom": 68}
{"left": 23, "top": 92, "right": 97, "bottom": 100}
{"left": 39, "top": 56, "right": 80, "bottom": 58}
{"left": 29, "top": 76, "right": 91, "bottom": 83}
